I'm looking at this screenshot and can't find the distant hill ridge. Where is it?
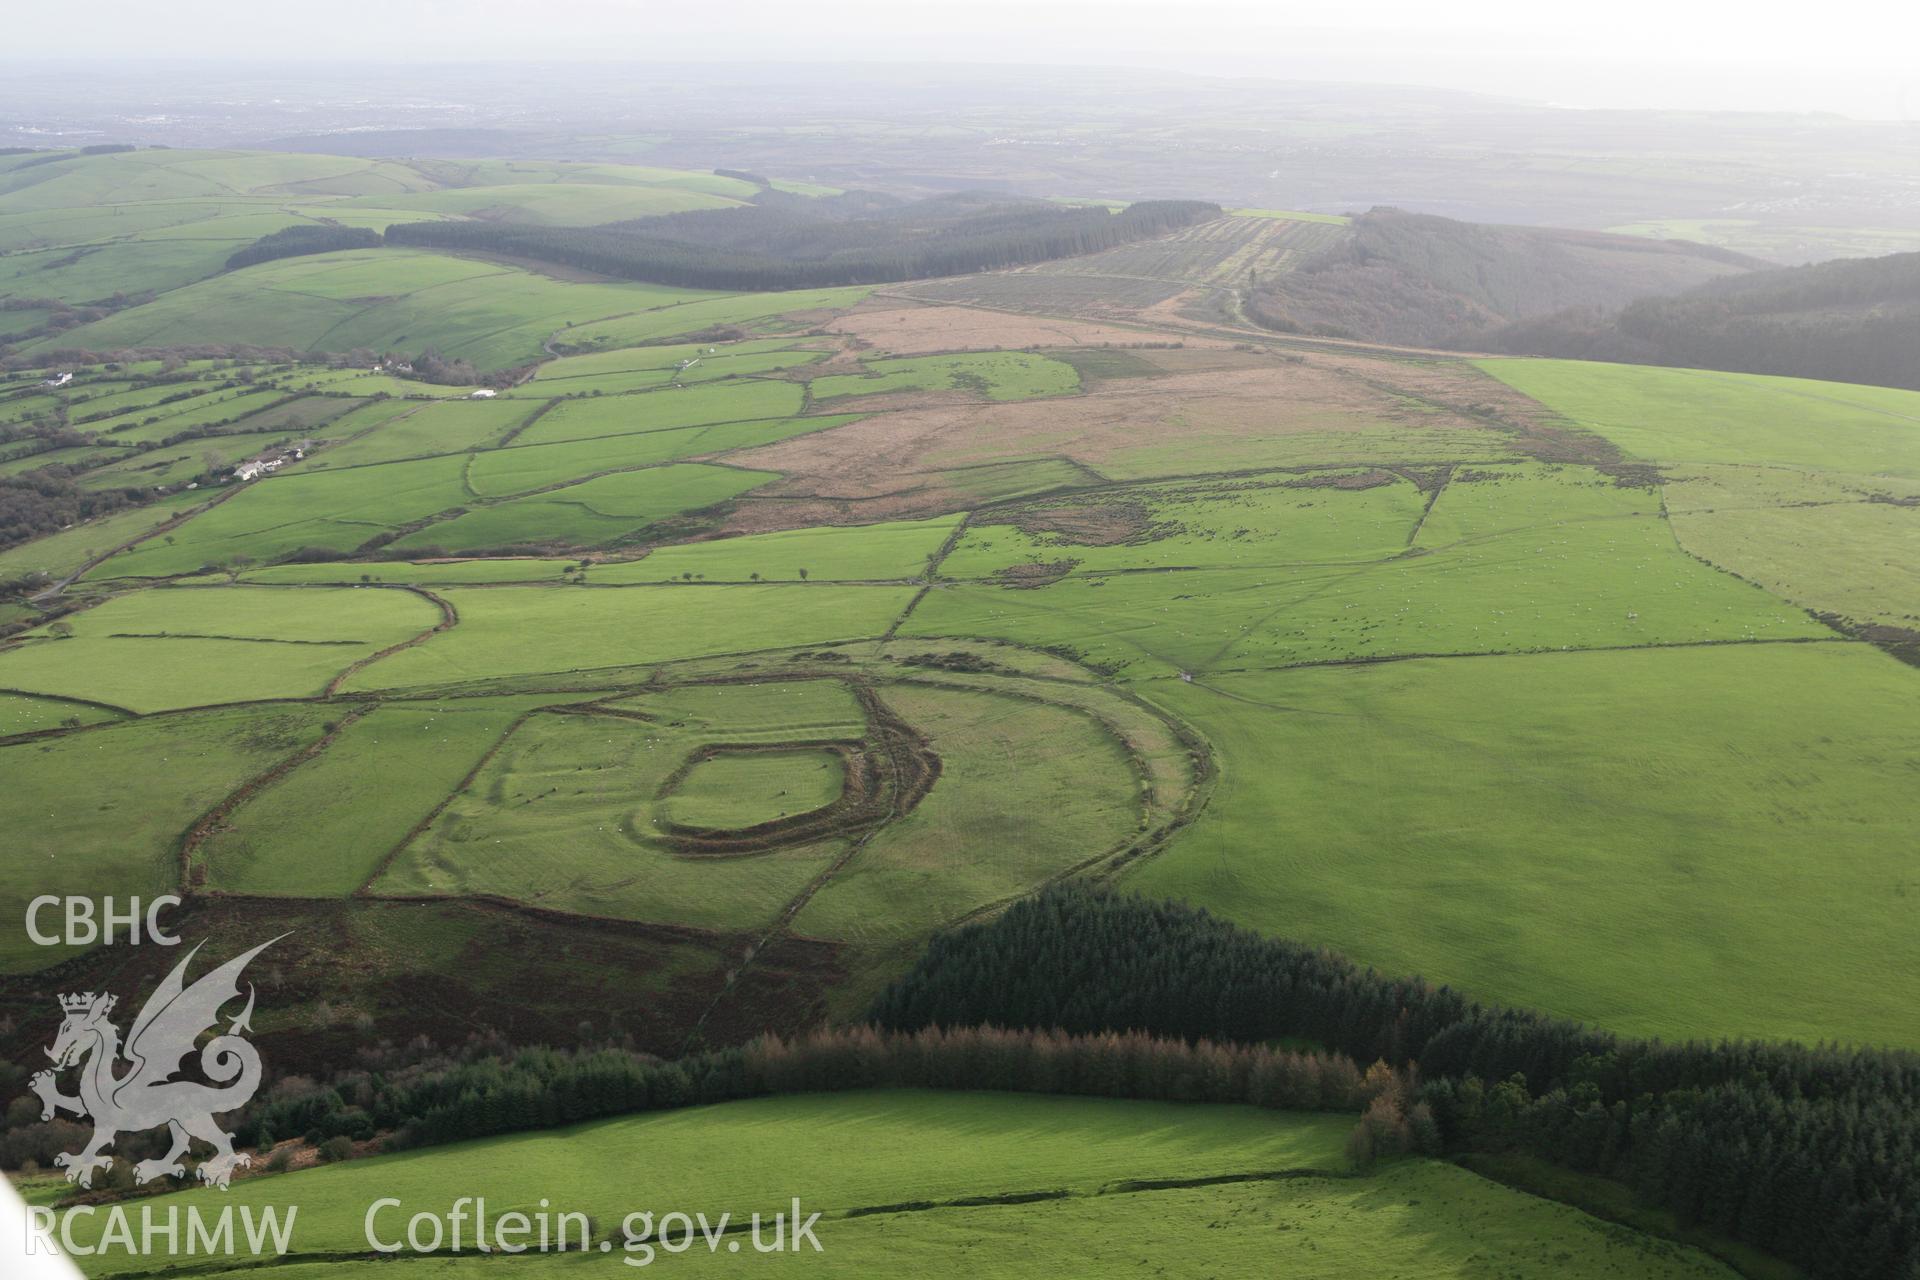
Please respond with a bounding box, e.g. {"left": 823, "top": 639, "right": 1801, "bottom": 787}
{"left": 1245, "top": 207, "right": 1763, "bottom": 347}
{"left": 1479, "top": 250, "right": 1920, "bottom": 390}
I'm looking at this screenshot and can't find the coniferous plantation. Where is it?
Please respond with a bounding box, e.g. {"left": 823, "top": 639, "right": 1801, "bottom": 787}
{"left": 875, "top": 889, "right": 1920, "bottom": 1280}
{"left": 225, "top": 225, "right": 382, "bottom": 271}
{"left": 384, "top": 196, "right": 1223, "bottom": 290}
{"left": 2, "top": 18, "right": 1919, "bottom": 1280}
{"left": 1478, "top": 251, "right": 1920, "bottom": 389}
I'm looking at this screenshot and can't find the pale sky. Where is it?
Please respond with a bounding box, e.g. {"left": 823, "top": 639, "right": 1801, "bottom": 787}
{"left": 9, "top": 0, "right": 1920, "bottom": 119}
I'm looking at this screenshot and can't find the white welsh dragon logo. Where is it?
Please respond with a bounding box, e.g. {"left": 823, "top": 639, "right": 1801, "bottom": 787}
{"left": 28, "top": 937, "right": 278, "bottom": 1191}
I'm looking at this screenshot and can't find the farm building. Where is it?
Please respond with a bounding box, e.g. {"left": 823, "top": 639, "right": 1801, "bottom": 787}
{"left": 233, "top": 456, "right": 286, "bottom": 481}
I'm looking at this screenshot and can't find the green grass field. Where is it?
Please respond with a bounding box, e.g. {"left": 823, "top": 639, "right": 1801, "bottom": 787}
{"left": 549, "top": 287, "right": 872, "bottom": 352}
{"left": 464, "top": 415, "right": 846, "bottom": 496}
{"left": 392, "top": 463, "right": 774, "bottom": 553}
{"left": 340, "top": 585, "right": 916, "bottom": 690}
{"left": 38, "top": 249, "right": 720, "bottom": 372}
{"left": 528, "top": 338, "right": 818, "bottom": 389}
{"left": 0, "top": 690, "right": 128, "bottom": 735}
{"left": 1126, "top": 642, "right": 1920, "bottom": 1046}
{"left": 624, "top": 677, "right": 870, "bottom": 739}
{"left": 514, "top": 381, "right": 808, "bottom": 446}
{"left": 374, "top": 677, "right": 870, "bottom": 929}
{"left": 811, "top": 352, "right": 1081, "bottom": 402}
{"left": 1481, "top": 358, "right": 1920, "bottom": 477}
{"left": 1662, "top": 464, "right": 1920, "bottom": 628}
{"left": 663, "top": 748, "right": 847, "bottom": 828}
{"left": 89, "top": 454, "right": 474, "bottom": 577}
{"left": 793, "top": 683, "right": 1143, "bottom": 946}
{"left": 0, "top": 704, "right": 332, "bottom": 971}
{"left": 232, "top": 558, "right": 572, "bottom": 586}
{"left": 61, "top": 1092, "right": 1733, "bottom": 1280}
{"left": 5, "top": 155, "right": 1920, "bottom": 1279}
{"left": 75, "top": 434, "right": 275, "bottom": 490}
{"left": 910, "top": 461, "right": 1828, "bottom": 679}
{"left": 0, "top": 490, "right": 206, "bottom": 583}
{"left": 0, "top": 148, "right": 833, "bottom": 371}
{"left": 195, "top": 695, "right": 574, "bottom": 896}
{"left": 376, "top": 711, "right": 846, "bottom": 931}
{"left": 305, "top": 398, "right": 534, "bottom": 468}
{"left": 596, "top": 515, "right": 961, "bottom": 583}
{"left": 940, "top": 472, "right": 1430, "bottom": 578}
{"left": 0, "top": 585, "right": 441, "bottom": 711}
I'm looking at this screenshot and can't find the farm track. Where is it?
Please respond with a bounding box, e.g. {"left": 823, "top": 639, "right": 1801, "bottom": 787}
{"left": 27, "top": 482, "right": 247, "bottom": 605}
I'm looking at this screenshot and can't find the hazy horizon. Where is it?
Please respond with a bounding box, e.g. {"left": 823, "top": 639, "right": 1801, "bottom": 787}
{"left": 5, "top": 0, "right": 1919, "bottom": 121}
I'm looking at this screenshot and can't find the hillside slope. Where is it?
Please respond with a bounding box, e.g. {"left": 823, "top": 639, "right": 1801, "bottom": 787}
{"left": 1245, "top": 207, "right": 1761, "bottom": 345}
{"left": 1481, "top": 250, "right": 1920, "bottom": 390}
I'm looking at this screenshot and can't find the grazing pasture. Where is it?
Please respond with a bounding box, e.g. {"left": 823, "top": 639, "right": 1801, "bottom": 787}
{"left": 547, "top": 285, "right": 872, "bottom": 352}
{"left": 810, "top": 351, "right": 1081, "bottom": 402}
{"left": 86, "top": 461, "right": 475, "bottom": 577}
{"left": 75, "top": 429, "right": 305, "bottom": 489}
{"left": 0, "top": 690, "right": 127, "bottom": 734}
{"left": 663, "top": 746, "right": 848, "bottom": 828}
{"left": 792, "top": 683, "right": 1142, "bottom": 946}
{"left": 1481, "top": 358, "right": 1920, "bottom": 477}
{"left": 1660, "top": 464, "right": 1920, "bottom": 629}
{"left": 0, "top": 704, "right": 332, "bottom": 971}
{"left": 940, "top": 472, "right": 1430, "bottom": 578}
{"left": 306, "top": 397, "right": 534, "bottom": 467}
{"left": 7, "top": 158, "right": 1920, "bottom": 1274}
{"left": 63, "top": 1092, "right": 1731, "bottom": 1280}
{"left": 0, "top": 585, "right": 440, "bottom": 711}
{"left": 513, "top": 381, "right": 807, "bottom": 446}
{"left": 66, "top": 1093, "right": 1353, "bottom": 1267}
{"left": 36, "top": 249, "right": 721, "bottom": 371}
{"left": 1126, "top": 643, "right": 1920, "bottom": 1047}
{"left": 529, "top": 337, "right": 815, "bottom": 384}
{"left": 195, "top": 695, "right": 575, "bottom": 896}
{"left": 391, "top": 462, "right": 774, "bottom": 553}
{"left": 0, "top": 444, "right": 129, "bottom": 476}
{"left": 596, "top": 514, "right": 962, "bottom": 582}
{"left": 466, "top": 414, "right": 846, "bottom": 495}
{"left": 912, "top": 462, "right": 1827, "bottom": 678}
{"left": 91, "top": 388, "right": 299, "bottom": 442}
{"left": 340, "top": 584, "right": 917, "bottom": 689}
{"left": 0, "top": 490, "right": 205, "bottom": 583}
{"left": 375, "top": 702, "right": 848, "bottom": 930}
{"left": 622, "top": 676, "right": 870, "bottom": 740}
{"left": 233, "top": 558, "right": 570, "bottom": 585}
